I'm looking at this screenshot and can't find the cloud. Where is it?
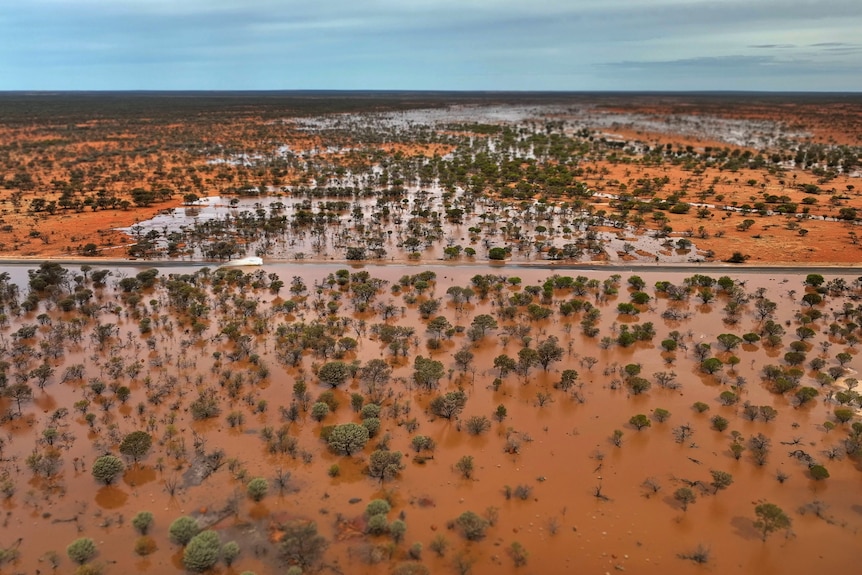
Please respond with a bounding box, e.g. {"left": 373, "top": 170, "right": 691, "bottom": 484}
{"left": 603, "top": 55, "right": 784, "bottom": 71}
{"left": 1, "top": 0, "right": 861, "bottom": 90}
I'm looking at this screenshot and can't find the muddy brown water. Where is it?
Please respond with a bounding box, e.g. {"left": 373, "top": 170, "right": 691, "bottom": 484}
{"left": 0, "top": 264, "right": 859, "bottom": 575}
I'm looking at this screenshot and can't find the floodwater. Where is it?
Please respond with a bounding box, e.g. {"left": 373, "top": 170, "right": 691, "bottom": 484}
{"left": 0, "top": 263, "right": 860, "bottom": 575}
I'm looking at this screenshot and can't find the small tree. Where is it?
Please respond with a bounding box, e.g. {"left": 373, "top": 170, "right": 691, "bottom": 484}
{"left": 119, "top": 431, "right": 153, "bottom": 463}
{"left": 279, "top": 520, "right": 328, "bottom": 570}
{"left": 429, "top": 390, "right": 467, "bottom": 420}
{"left": 91, "top": 455, "right": 125, "bottom": 485}
{"left": 629, "top": 414, "right": 651, "bottom": 430}
{"left": 183, "top": 530, "right": 221, "bottom": 572}
{"left": 653, "top": 408, "right": 671, "bottom": 423}
{"left": 701, "top": 358, "right": 723, "bottom": 375}
{"left": 327, "top": 423, "right": 370, "bottom": 455}
{"left": 318, "top": 361, "right": 351, "bottom": 388}
{"left": 674, "top": 487, "right": 696, "bottom": 511}
{"left": 753, "top": 502, "right": 791, "bottom": 541}
{"left": 67, "top": 538, "right": 97, "bottom": 565}
{"left": 710, "top": 470, "right": 734, "bottom": 494}
{"left": 368, "top": 450, "right": 403, "bottom": 483}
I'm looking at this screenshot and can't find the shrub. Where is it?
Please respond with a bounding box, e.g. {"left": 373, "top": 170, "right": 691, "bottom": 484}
{"left": 134, "top": 536, "right": 157, "bottom": 556}
{"left": 221, "top": 541, "right": 240, "bottom": 566}
{"left": 362, "top": 417, "right": 381, "bottom": 438}
{"left": 247, "top": 477, "right": 269, "bottom": 502}
{"left": 132, "top": 511, "right": 154, "bottom": 535}
{"left": 310, "top": 402, "right": 330, "bottom": 422}
{"left": 169, "top": 516, "right": 200, "bottom": 546}
{"left": 91, "top": 455, "right": 124, "bottom": 485}
{"left": 455, "top": 455, "right": 474, "bottom": 479}
{"left": 365, "top": 499, "right": 391, "bottom": 517}
{"left": 429, "top": 534, "right": 448, "bottom": 557}
{"left": 465, "top": 415, "right": 491, "bottom": 435}
{"left": 366, "top": 514, "right": 389, "bottom": 535}
{"left": 411, "top": 435, "right": 435, "bottom": 452}
{"left": 183, "top": 530, "right": 221, "bottom": 573}
{"left": 809, "top": 464, "right": 830, "bottom": 481}
{"left": 360, "top": 403, "right": 381, "bottom": 419}
{"left": 509, "top": 541, "right": 529, "bottom": 566}
{"left": 455, "top": 511, "right": 489, "bottom": 541}
{"left": 67, "top": 538, "right": 97, "bottom": 564}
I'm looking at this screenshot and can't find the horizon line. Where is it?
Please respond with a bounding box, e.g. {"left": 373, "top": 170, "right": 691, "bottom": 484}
{"left": 1, "top": 89, "right": 861, "bottom": 96}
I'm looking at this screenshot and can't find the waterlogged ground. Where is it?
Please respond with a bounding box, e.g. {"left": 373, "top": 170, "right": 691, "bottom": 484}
{"left": 2, "top": 93, "right": 861, "bottom": 265}
{"left": 0, "top": 262, "right": 861, "bottom": 575}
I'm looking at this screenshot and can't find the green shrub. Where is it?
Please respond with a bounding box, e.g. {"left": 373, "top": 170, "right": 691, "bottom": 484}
{"left": 222, "top": 541, "right": 240, "bottom": 566}
{"left": 327, "top": 423, "right": 370, "bottom": 455}
{"left": 183, "top": 530, "right": 221, "bottom": 573}
{"left": 365, "top": 499, "right": 391, "bottom": 517}
{"left": 361, "top": 417, "right": 381, "bottom": 438}
{"left": 389, "top": 519, "right": 407, "bottom": 542}
{"left": 360, "top": 403, "right": 381, "bottom": 420}
{"left": 455, "top": 511, "right": 489, "bottom": 541}
{"left": 247, "top": 477, "right": 269, "bottom": 502}
{"left": 366, "top": 514, "right": 389, "bottom": 535}
{"left": 168, "top": 516, "right": 200, "bottom": 546}
{"left": 132, "top": 511, "right": 154, "bottom": 535}
{"left": 91, "top": 455, "right": 124, "bottom": 485}
{"left": 67, "top": 538, "right": 97, "bottom": 565}
{"left": 310, "top": 402, "right": 330, "bottom": 422}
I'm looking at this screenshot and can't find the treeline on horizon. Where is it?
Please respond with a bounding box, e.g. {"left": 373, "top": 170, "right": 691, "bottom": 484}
{"left": 0, "top": 90, "right": 860, "bottom": 124}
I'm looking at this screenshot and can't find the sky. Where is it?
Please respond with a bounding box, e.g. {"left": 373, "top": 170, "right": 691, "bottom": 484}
{"left": 1, "top": 0, "right": 861, "bottom": 92}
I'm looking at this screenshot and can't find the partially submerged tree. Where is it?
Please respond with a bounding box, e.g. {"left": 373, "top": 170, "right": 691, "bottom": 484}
{"left": 327, "top": 423, "right": 370, "bottom": 455}
{"left": 279, "top": 520, "right": 328, "bottom": 570}
{"left": 753, "top": 502, "right": 791, "bottom": 541}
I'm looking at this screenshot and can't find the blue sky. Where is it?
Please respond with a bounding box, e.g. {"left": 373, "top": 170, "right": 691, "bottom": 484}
{"left": 1, "top": 0, "right": 861, "bottom": 91}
